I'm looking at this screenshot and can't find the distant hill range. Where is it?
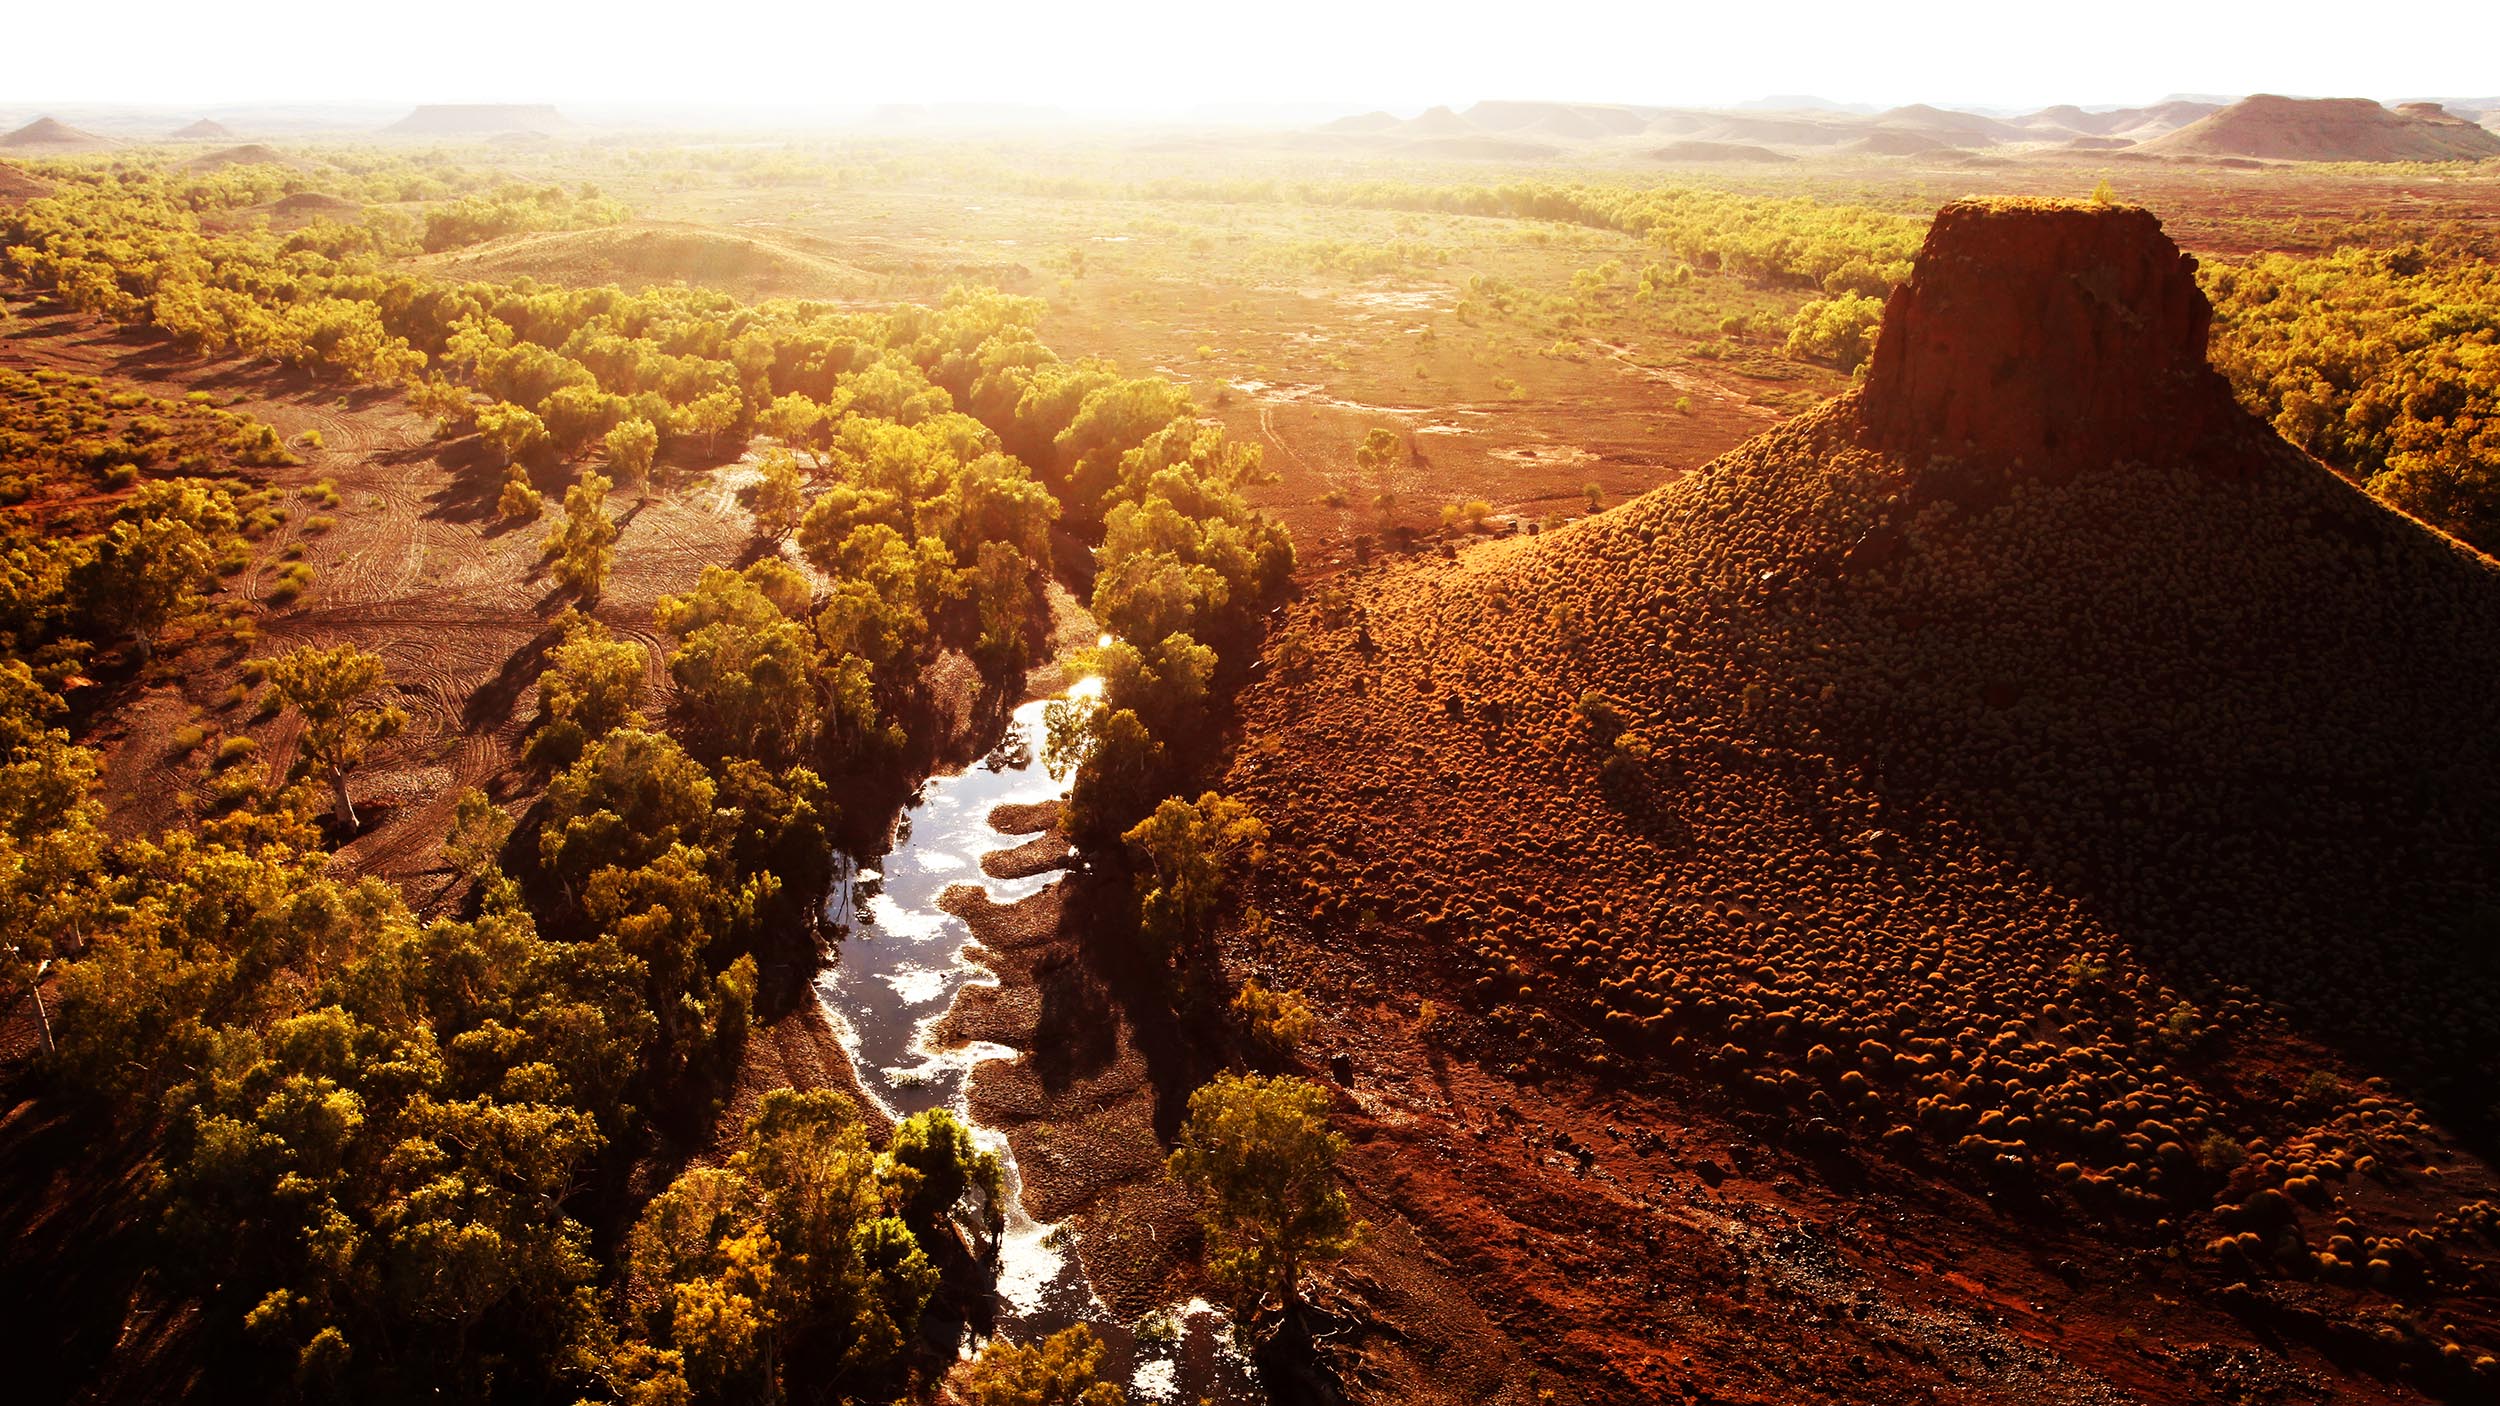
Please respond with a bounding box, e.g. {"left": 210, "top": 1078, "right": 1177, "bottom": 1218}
{"left": 1314, "top": 98, "right": 2219, "bottom": 159}
{"left": 169, "top": 118, "right": 236, "bottom": 141}
{"left": 0, "top": 116, "right": 113, "bottom": 152}
{"left": 1312, "top": 94, "right": 2500, "bottom": 163}
{"left": 2146, "top": 94, "right": 2500, "bottom": 162}
{"left": 383, "top": 104, "right": 570, "bottom": 136}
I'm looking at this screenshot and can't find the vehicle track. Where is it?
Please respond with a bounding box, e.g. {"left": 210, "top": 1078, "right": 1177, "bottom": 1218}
{"left": 3, "top": 310, "right": 755, "bottom": 894}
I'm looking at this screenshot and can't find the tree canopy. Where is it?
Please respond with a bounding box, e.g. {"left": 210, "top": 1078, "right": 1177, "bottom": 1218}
{"left": 257, "top": 643, "right": 406, "bottom": 826}
{"left": 1167, "top": 1073, "right": 1362, "bottom": 1318}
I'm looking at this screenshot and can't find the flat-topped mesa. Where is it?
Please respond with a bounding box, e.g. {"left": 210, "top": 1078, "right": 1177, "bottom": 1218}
{"left": 1859, "top": 198, "right": 2234, "bottom": 467}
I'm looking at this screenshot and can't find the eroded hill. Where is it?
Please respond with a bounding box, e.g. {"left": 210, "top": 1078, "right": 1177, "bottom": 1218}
{"left": 1226, "top": 198, "right": 2500, "bottom": 1399}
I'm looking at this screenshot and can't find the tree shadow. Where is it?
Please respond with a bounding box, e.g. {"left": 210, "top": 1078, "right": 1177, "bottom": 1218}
{"left": 1024, "top": 945, "right": 1120, "bottom": 1095}
{"left": 0, "top": 1065, "right": 217, "bottom": 1406}
{"left": 463, "top": 620, "right": 568, "bottom": 737}
{"left": 420, "top": 434, "right": 511, "bottom": 527}
{"left": 1043, "top": 868, "right": 1229, "bottom": 1146}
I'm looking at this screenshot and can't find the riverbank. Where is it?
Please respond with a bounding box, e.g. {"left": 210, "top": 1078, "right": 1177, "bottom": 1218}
{"left": 937, "top": 811, "right": 1212, "bottom": 1319}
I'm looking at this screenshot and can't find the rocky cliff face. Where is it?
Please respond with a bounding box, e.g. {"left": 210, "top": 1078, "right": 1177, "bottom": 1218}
{"left": 1857, "top": 198, "right": 2234, "bottom": 469}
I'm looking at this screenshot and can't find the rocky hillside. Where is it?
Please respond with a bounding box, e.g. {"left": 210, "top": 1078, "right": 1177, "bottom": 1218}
{"left": 1229, "top": 198, "right": 2500, "bottom": 1394}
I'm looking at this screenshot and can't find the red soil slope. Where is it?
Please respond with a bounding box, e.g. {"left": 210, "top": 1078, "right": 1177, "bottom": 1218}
{"left": 1226, "top": 198, "right": 2500, "bottom": 1401}
{"left": 0, "top": 162, "right": 53, "bottom": 203}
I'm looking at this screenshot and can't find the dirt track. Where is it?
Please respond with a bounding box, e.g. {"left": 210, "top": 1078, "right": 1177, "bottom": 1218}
{"left": 0, "top": 296, "right": 756, "bottom": 898}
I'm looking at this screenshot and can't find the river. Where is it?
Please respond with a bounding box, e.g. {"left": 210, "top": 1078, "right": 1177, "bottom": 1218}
{"left": 818, "top": 679, "right": 1256, "bottom": 1400}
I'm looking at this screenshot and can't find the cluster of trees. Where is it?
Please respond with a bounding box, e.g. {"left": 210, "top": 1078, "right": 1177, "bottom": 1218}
{"left": 2206, "top": 241, "right": 2500, "bottom": 554}
{"left": 0, "top": 386, "right": 685, "bottom": 1394}
{"left": 3, "top": 161, "right": 1302, "bottom": 865}
{"left": 7, "top": 484, "right": 967, "bottom": 1403}
{"left": 0, "top": 390, "right": 302, "bottom": 1045}
{"left": 0, "top": 473, "right": 247, "bottom": 678}
{"left": 1251, "top": 179, "right": 1920, "bottom": 297}
{"left": 861, "top": 288, "right": 1293, "bottom": 848}
{"left": 132, "top": 154, "right": 614, "bottom": 222}
{"left": 5, "top": 179, "right": 1289, "bottom": 699}
{"left": 617, "top": 1091, "right": 1001, "bottom": 1402}
{"left": 0, "top": 365, "right": 293, "bottom": 507}
{"left": 420, "top": 180, "right": 630, "bottom": 252}
{"left": 1783, "top": 291, "right": 1887, "bottom": 373}
{"left": 23, "top": 577, "right": 864, "bottom": 1399}
{"left": 959, "top": 163, "right": 1923, "bottom": 299}
{"left": 2, "top": 151, "right": 1331, "bottom": 1400}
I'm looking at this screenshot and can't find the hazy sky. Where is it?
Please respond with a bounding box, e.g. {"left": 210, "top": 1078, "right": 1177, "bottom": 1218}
{"left": 18, "top": 0, "right": 2500, "bottom": 114}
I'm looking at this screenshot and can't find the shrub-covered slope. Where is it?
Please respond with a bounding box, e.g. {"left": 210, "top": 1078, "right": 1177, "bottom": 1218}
{"left": 1230, "top": 199, "right": 2500, "bottom": 1382}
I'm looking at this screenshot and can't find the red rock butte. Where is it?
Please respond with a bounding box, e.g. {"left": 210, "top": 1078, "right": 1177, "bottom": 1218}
{"left": 1858, "top": 197, "right": 2234, "bottom": 467}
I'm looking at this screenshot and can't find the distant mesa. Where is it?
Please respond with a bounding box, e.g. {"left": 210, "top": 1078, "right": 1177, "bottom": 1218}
{"left": 1690, "top": 113, "right": 1856, "bottom": 146}
{"left": 2025, "top": 103, "right": 2101, "bottom": 132}
{"left": 170, "top": 118, "right": 236, "bottom": 141}
{"left": 1, "top": 116, "right": 112, "bottom": 151}
{"left": 383, "top": 104, "right": 570, "bottom": 136}
{"left": 1300, "top": 96, "right": 2240, "bottom": 160}
{"left": 2016, "top": 99, "right": 2218, "bottom": 142}
{"left": 2148, "top": 93, "right": 2500, "bottom": 162}
{"left": 1315, "top": 101, "right": 1631, "bottom": 158}
{"left": 1647, "top": 139, "right": 1794, "bottom": 164}
{"left": 1286, "top": 93, "right": 2500, "bottom": 162}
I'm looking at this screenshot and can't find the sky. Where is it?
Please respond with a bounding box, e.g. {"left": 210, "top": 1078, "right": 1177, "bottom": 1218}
{"left": 15, "top": 0, "right": 2500, "bottom": 116}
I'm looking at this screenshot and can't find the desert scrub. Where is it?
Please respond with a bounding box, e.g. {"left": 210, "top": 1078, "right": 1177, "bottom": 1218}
{"left": 1232, "top": 980, "right": 1314, "bottom": 1058}
{"left": 265, "top": 563, "right": 315, "bottom": 604}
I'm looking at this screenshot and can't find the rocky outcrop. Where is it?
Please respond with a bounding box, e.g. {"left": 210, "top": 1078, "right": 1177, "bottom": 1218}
{"left": 1858, "top": 198, "right": 2233, "bottom": 468}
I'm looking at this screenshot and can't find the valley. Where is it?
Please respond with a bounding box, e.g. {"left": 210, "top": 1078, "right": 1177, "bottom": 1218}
{"left": 0, "top": 81, "right": 2497, "bottom": 1406}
